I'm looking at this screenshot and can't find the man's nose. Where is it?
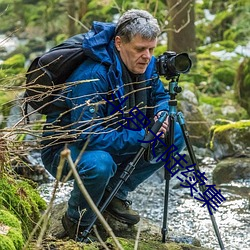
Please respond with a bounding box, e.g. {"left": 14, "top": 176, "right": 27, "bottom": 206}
{"left": 142, "top": 49, "right": 151, "bottom": 59}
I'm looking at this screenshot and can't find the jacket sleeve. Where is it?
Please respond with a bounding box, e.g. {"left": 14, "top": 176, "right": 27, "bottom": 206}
{"left": 65, "top": 61, "right": 146, "bottom": 156}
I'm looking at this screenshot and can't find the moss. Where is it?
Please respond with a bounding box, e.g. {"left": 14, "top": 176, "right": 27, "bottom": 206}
{"left": 199, "top": 95, "right": 224, "bottom": 107}
{"left": 0, "top": 174, "right": 47, "bottom": 239}
{"left": 7, "top": 228, "right": 24, "bottom": 249}
{"left": 0, "top": 235, "right": 16, "bottom": 250}
{"left": 0, "top": 209, "right": 21, "bottom": 229}
{"left": 209, "top": 120, "right": 250, "bottom": 150}
{"left": 213, "top": 67, "right": 235, "bottom": 86}
{"left": 105, "top": 237, "right": 205, "bottom": 250}
{"left": 235, "top": 57, "right": 250, "bottom": 116}
{"left": 1, "top": 54, "right": 25, "bottom": 69}
{"left": 0, "top": 209, "right": 24, "bottom": 249}
{"left": 212, "top": 120, "right": 250, "bottom": 133}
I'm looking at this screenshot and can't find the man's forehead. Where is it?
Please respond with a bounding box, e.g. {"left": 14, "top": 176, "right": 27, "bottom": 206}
{"left": 129, "top": 35, "right": 157, "bottom": 46}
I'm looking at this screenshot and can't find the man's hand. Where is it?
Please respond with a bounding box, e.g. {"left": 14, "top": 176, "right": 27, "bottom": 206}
{"left": 154, "top": 111, "right": 169, "bottom": 138}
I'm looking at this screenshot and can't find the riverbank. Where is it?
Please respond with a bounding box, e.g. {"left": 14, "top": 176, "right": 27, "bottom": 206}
{"left": 38, "top": 155, "right": 250, "bottom": 250}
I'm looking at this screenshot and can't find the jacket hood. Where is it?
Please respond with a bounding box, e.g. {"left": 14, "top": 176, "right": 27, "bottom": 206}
{"left": 82, "top": 21, "right": 116, "bottom": 65}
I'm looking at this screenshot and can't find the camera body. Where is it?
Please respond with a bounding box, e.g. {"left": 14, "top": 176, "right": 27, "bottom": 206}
{"left": 156, "top": 51, "right": 192, "bottom": 79}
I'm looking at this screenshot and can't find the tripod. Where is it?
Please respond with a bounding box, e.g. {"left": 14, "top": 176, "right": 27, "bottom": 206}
{"left": 161, "top": 77, "right": 225, "bottom": 249}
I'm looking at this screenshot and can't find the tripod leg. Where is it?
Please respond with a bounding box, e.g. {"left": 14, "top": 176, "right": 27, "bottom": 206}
{"left": 162, "top": 114, "right": 175, "bottom": 243}
{"left": 161, "top": 172, "right": 170, "bottom": 243}
{"left": 177, "top": 112, "right": 225, "bottom": 250}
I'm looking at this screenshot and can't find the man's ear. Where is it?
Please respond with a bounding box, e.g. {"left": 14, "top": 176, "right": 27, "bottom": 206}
{"left": 115, "top": 36, "right": 122, "bottom": 51}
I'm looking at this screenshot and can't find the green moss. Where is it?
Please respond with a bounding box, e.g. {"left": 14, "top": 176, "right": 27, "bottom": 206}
{"left": 209, "top": 120, "right": 250, "bottom": 150}
{"left": 0, "top": 175, "right": 47, "bottom": 239}
{"left": 213, "top": 67, "right": 235, "bottom": 86}
{"left": 0, "top": 235, "right": 16, "bottom": 250}
{"left": 199, "top": 95, "right": 224, "bottom": 107}
{"left": 0, "top": 209, "right": 21, "bottom": 229}
{"left": 0, "top": 209, "right": 24, "bottom": 249}
{"left": 7, "top": 228, "right": 24, "bottom": 249}
{"left": 105, "top": 237, "right": 203, "bottom": 250}
{"left": 213, "top": 120, "right": 250, "bottom": 133}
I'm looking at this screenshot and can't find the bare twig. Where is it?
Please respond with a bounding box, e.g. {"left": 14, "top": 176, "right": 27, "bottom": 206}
{"left": 61, "top": 148, "right": 124, "bottom": 250}
{"left": 134, "top": 220, "right": 142, "bottom": 250}
{"left": 93, "top": 225, "right": 110, "bottom": 250}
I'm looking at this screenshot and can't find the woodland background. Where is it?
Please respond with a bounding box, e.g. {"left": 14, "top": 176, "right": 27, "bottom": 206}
{"left": 0, "top": 0, "right": 250, "bottom": 123}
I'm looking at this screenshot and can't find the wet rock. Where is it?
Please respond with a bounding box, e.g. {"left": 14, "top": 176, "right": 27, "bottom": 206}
{"left": 213, "top": 157, "right": 250, "bottom": 184}
{"left": 179, "top": 100, "right": 211, "bottom": 148}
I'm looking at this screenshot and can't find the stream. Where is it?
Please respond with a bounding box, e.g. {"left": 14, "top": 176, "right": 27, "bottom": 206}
{"left": 38, "top": 155, "right": 250, "bottom": 250}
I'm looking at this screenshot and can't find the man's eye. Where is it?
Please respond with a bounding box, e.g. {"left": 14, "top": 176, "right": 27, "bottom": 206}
{"left": 136, "top": 48, "right": 144, "bottom": 52}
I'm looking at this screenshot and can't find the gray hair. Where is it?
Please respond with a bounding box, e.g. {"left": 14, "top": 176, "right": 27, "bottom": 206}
{"left": 115, "top": 9, "right": 160, "bottom": 43}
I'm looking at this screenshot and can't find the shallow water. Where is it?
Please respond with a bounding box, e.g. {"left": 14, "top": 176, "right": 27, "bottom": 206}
{"left": 38, "top": 157, "right": 250, "bottom": 250}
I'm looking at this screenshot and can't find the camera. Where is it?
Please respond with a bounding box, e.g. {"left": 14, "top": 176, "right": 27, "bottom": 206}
{"left": 156, "top": 51, "right": 192, "bottom": 79}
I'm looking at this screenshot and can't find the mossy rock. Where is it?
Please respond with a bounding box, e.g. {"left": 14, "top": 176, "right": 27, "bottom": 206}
{"left": 0, "top": 174, "right": 47, "bottom": 239}
{"left": 0, "top": 209, "right": 24, "bottom": 250}
{"left": 209, "top": 120, "right": 250, "bottom": 160}
{"left": 106, "top": 237, "right": 210, "bottom": 250}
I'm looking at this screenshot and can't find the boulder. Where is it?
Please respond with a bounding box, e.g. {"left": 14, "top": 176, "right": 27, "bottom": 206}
{"left": 213, "top": 157, "right": 250, "bottom": 184}
{"left": 209, "top": 119, "right": 250, "bottom": 160}
{"left": 179, "top": 100, "right": 211, "bottom": 148}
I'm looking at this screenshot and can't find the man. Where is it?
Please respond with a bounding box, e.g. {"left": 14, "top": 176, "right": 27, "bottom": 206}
{"left": 41, "top": 9, "right": 185, "bottom": 241}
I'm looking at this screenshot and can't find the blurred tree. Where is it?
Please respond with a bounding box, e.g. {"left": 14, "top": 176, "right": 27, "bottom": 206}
{"left": 166, "top": 0, "right": 196, "bottom": 62}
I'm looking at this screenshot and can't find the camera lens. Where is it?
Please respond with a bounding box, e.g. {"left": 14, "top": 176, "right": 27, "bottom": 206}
{"left": 174, "top": 53, "right": 192, "bottom": 73}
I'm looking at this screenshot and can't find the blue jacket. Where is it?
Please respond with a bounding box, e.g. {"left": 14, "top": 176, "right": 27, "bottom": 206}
{"left": 44, "top": 21, "right": 170, "bottom": 156}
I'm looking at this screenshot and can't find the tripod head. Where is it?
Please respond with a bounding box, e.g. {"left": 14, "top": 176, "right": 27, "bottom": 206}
{"left": 168, "top": 76, "right": 182, "bottom": 100}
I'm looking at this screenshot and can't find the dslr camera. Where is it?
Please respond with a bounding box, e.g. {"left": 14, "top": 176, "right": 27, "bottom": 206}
{"left": 156, "top": 51, "right": 192, "bottom": 79}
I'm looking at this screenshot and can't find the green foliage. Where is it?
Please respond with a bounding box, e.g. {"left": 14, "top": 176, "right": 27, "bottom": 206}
{"left": 1, "top": 54, "right": 25, "bottom": 69}
{"left": 0, "top": 54, "right": 26, "bottom": 85}
{"left": 197, "top": 0, "right": 250, "bottom": 47}
{"left": 199, "top": 91, "right": 248, "bottom": 121}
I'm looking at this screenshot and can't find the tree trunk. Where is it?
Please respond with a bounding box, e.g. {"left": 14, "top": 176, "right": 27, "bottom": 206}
{"left": 67, "top": 0, "right": 77, "bottom": 36}
{"left": 78, "top": 0, "right": 88, "bottom": 20}
{"left": 167, "top": 0, "right": 196, "bottom": 63}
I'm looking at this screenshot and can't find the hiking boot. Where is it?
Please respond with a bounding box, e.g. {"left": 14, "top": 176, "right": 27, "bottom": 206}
{"left": 105, "top": 196, "right": 140, "bottom": 225}
{"left": 61, "top": 213, "right": 97, "bottom": 243}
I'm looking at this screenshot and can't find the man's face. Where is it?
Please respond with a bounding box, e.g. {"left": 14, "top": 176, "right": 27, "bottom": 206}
{"left": 115, "top": 35, "right": 157, "bottom": 74}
